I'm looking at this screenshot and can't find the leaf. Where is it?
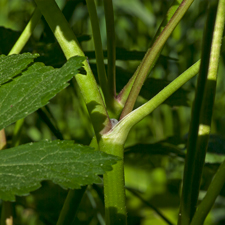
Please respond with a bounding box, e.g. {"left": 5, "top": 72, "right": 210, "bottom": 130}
{"left": 0, "top": 140, "right": 119, "bottom": 201}
{"left": 0, "top": 53, "right": 39, "bottom": 84}
{"left": 0, "top": 55, "right": 85, "bottom": 130}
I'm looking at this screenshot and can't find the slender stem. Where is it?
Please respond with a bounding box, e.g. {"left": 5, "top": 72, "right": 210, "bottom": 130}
{"left": 0, "top": 129, "right": 6, "bottom": 150}
{"left": 11, "top": 119, "right": 24, "bottom": 147}
{"left": 34, "top": 0, "right": 111, "bottom": 138}
{"left": 99, "top": 139, "right": 126, "bottom": 225}
{"left": 119, "top": 0, "right": 194, "bottom": 119}
{"left": 179, "top": 0, "right": 224, "bottom": 224}
{"left": 37, "top": 108, "right": 64, "bottom": 140}
{"left": 8, "top": 7, "right": 42, "bottom": 55}
{"left": 103, "top": 0, "right": 116, "bottom": 97}
{"left": 110, "top": 60, "right": 200, "bottom": 146}
{"left": 85, "top": 0, "right": 110, "bottom": 102}
{"left": 151, "top": 0, "right": 183, "bottom": 45}
{"left": 127, "top": 188, "right": 174, "bottom": 225}
{"left": 190, "top": 160, "right": 225, "bottom": 225}
{"left": 56, "top": 187, "right": 87, "bottom": 225}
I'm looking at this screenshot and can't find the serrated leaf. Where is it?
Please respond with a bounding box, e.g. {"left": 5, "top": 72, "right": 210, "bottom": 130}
{"left": 0, "top": 53, "right": 39, "bottom": 84}
{"left": 0, "top": 140, "right": 119, "bottom": 201}
{"left": 0, "top": 55, "right": 85, "bottom": 130}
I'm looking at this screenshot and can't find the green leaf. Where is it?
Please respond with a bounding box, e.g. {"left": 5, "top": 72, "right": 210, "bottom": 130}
{"left": 0, "top": 53, "right": 39, "bottom": 84}
{"left": 0, "top": 55, "right": 85, "bottom": 130}
{"left": 0, "top": 140, "right": 119, "bottom": 201}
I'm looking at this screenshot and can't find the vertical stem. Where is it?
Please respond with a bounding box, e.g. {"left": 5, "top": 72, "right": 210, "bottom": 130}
{"left": 179, "top": 0, "right": 225, "bottom": 224}
{"left": 35, "top": 0, "right": 111, "bottom": 137}
{"left": 85, "top": 0, "right": 110, "bottom": 102}
{"left": 190, "top": 161, "right": 225, "bottom": 225}
{"left": 56, "top": 187, "right": 87, "bottom": 225}
{"left": 103, "top": 0, "right": 116, "bottom": 97}
{"left": 100, "top": 139, "right": 126, "bottom": 225}
{"left": 0, "top": 129, "right": 6, "bottom": 150}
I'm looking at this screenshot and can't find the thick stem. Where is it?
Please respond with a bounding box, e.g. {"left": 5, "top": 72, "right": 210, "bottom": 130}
{"left": 35, "top": 0, "right": 111, "bottom": 138}
{"left": 99, "top": 138, "right": 126, "bottom": 225}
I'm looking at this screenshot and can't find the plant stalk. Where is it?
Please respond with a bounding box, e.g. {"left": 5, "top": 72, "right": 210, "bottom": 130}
{"left": 35, "top": 0, "right": 111, "bottom": 138}
{"left": 190, "top": 160, "right": 225, "bottom": 225}
{"left": 119, "top": 0, "right": 194, "bottom": 119}
{"left": 103, "top": 0, "right": 116, "bottom": 98}
{"left": 179, "top": 0, "right": 224, "bottom": 224}
{"left": 85, "top": 0, "right": 110, "bottom": 102}
{"left": 99, "top": 138, "right": 126, "bottom": 225}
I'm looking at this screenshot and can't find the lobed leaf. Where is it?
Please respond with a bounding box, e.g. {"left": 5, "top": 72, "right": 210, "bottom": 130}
{"left": 0, "top": 140, "right": 119, "bottom": 201}
{"left": 0, "top": 55, "right": 85, "bottom": 130}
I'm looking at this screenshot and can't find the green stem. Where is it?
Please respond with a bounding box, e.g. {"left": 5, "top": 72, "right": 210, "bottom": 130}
{"left": 127, "top": 188, "right": 174, "bottom": 225}
{"left": 110, "top": 60, "right": 200, "bottom": 145}
{"left": 85, "top": 0, "right": 110, "bottom": 102}
{"left": 56, "top": 187, "right": 87, "bottom": 225}
{"left": 179, "top": 0, "right": 225, "bottom": 224}
{"left": 0, "top": 129, "right": 6, "bottom": 150}
{"left": 99, "top": 139, "right": 126, "bottom": 225}
{"left": 8, "top": 7, "right": 42, "bottom": 55}
{"left": 119, "top": 0, "right": 194, "bottom": 119}
{"left": 11, "top": 119, "right": 24, "bottom": 147}
{"left": 35, "top": 0, "right": 111, "bottom": 138}
{"left": 37, "top": 108, "right": 64, "bottom": 140}
{"left": 103, "top": 0, "right": 116, "bottom": 98}
{"left": 151, "top": 0, "right": 183, "bottom": 45}
{"left": 190, "top": 160, "right": 225, "bottom": 225}
{"left": 0, "top": 202, "right": 13, "bottom": 225}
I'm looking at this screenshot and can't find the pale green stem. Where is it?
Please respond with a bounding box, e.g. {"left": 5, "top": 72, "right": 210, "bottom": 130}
{"left": 179, "top": 0, "right": 225, "bottom": 224}
{"left": 119, "top": 0, "right": 194, "bottom": 119}
{"left": 99, "top": 138, "right": 126, "bottom": 225}
{"left": 0, "top": 129, "right": 6, "bottom": 150}
{"left": 34, "top": 0, "right": 111, "bottom": 138}
{"left": 8, "top": 7, "right": 42, "bottom": 55}
{"left": 110, "top": 60, "right": 200, "bottom": 145}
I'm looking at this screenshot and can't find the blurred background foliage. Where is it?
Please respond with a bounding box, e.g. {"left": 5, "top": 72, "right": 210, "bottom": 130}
{"left": 1, "top": 0, "right": 225, "bottom": 224}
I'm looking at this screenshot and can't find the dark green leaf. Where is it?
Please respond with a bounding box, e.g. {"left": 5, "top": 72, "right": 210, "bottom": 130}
{"left": 0, "top": 53, "right": 39, "bottom": 84}
{"left": 0, "top": 140, "right": 119, "bottom": 201}
{"left": 0, "top": 55, "right": 85, "bottom": 130}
